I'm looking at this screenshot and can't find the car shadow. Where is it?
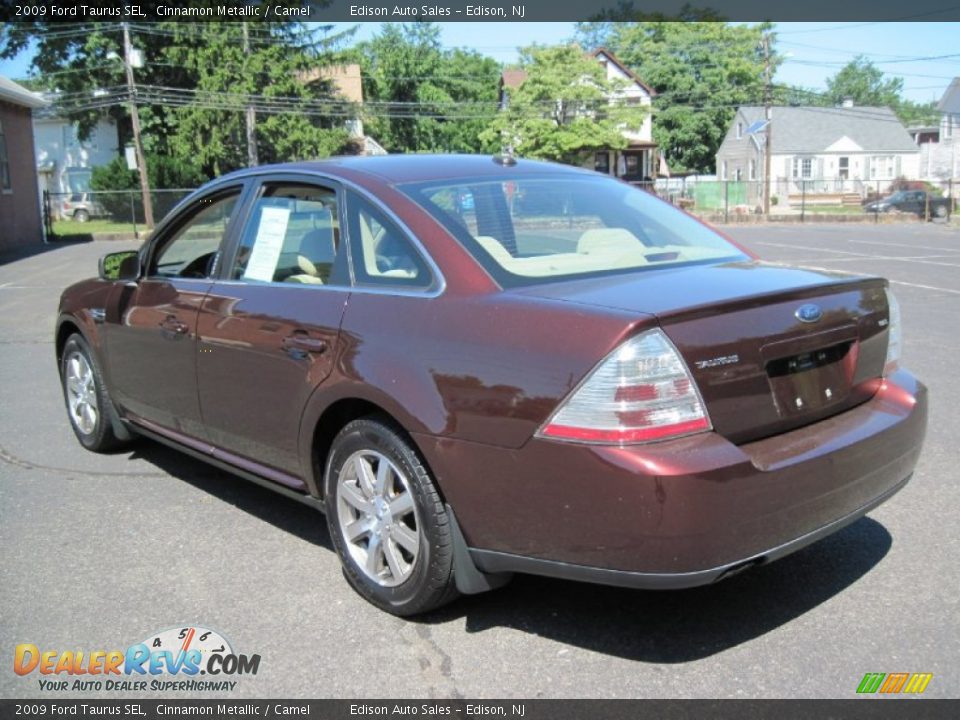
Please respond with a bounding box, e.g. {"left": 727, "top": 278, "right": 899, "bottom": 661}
{"left": 126, "top": 439, "right": 891, "bottom": 663}
{"left": 423, "top": 516, "right": 892, "bottom": 663}
{"left": 127, "top": 441, "right": 332, "bottom": 551}
{"left": 0, "top": 237, "right": 94, "bottom": 266}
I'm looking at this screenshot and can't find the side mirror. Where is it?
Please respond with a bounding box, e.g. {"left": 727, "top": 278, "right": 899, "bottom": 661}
{"left": 99, "top": 251, "right": 140, "bottom": 282}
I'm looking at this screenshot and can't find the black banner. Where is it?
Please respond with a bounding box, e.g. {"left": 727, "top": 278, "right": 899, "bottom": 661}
{"left": 3, "top": 0, "right": 960, "bottom": 22}
{"left": 1, "top": 700, "right": 960, "bottom": 720}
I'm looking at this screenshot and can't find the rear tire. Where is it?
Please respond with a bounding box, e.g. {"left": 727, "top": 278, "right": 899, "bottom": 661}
{"left": 60, "top": 334, "right": 126, "bottom": 452}
{"left": 324, "top": 417, "right": 459, "bottom": 616}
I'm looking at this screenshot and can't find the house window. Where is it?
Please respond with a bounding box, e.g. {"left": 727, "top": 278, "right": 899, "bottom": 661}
{"left": 734, "top": 167, "right": 742, "bottom": 182}
{"left": 838, "top": 156, "right": 849, "bottom": 180}
{"left": 736, "top": 122, "right": 743, "bottom": 139}
{"left": 749, "top": 158, "right": 756, "bottom": 181}
{"left": 594, "top": 152, "right": 610, "bottom": 174}
{"left": 792, "top": 157, "right": 814, "bottom": 180}
{"left": 869, "top": 155, "right": 897, "bottom": 180}
{"left": 721, "top": 160, "right": 727, "bottom": 181}
{"left": 945, "top": 114, "right": 955, "bottom": 139}
{"left": 0, "top": 119, "right": 10, "bottom": 192}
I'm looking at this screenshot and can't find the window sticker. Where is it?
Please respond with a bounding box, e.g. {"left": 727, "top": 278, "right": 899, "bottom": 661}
{"left": 243, "top": 206, "right": 290, "bottom": 282}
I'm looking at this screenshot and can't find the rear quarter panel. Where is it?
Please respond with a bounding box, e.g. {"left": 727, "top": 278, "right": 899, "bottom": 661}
{"left": 297, "top": 291, "right": 646, "bottom": 489}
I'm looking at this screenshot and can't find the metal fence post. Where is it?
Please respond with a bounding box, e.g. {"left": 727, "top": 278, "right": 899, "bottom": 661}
{"left": 724, "top": 180, "right": 729, "bottom": 223}
{"left": 801, "top": 181, "right": 806, "bottom": 223}
{"left": 42, "top": 190, "right": 54, "bottom": 240}
{"left": 130, "top": 191, "right": 139, "bottom": 240}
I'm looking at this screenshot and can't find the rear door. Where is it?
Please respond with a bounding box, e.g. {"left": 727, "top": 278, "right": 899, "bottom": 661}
{"left": 196, "top": 178, "right": 350, "bottom": 481}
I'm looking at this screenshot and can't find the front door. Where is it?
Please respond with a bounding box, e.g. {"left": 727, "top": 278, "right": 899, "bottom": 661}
{"left": 197, "top": 180, "right": 350, "bottom": 480}
{"left": 105, "top": 189, "right": 243, "bottom": 441}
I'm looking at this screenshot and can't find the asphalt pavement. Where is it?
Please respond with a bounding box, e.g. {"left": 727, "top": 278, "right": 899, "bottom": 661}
{"left": 1, "top": 223, "right": 957, "bottom": 699}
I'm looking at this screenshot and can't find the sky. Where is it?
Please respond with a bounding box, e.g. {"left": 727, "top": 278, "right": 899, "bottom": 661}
{"left": 1, "top": 21, "right": 958, "bottom": 103}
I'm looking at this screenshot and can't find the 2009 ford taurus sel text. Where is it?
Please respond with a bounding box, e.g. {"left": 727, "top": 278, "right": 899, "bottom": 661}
{"left": 56, "top": 155, "right": 927, "bottom": 615}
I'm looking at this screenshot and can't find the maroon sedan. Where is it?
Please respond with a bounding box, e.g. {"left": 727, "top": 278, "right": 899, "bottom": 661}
{"left": 56, "top": 155, "right": 927, "bottom": 616}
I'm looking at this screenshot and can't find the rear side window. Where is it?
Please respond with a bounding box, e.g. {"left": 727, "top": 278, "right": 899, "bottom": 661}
{"left": 401, "top": 175, "right": 746, "bottom": 288}
{"left": 345, "top": 192, "right": 431, "bottom": 289}
{"left": 230, "top": 183, "right": 348, "bottom": 287}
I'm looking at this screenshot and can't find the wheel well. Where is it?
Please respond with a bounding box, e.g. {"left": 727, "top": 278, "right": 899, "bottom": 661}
{"left": 56, "top": 321, "right": 81, "bottom": 364}
{"left": 310, "top": 398, "right": 436, "bottom": 500}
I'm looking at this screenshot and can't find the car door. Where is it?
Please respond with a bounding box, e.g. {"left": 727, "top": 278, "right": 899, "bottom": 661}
{"left": 196, "top": 179, "right": 351, "bottom": 482}
{"left": 104, "top": 187, "right": 245, "bottom": 442}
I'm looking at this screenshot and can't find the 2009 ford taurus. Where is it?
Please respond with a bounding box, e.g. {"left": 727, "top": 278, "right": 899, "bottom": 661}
{"left": 56, "top": 155, "right": 927, "bottom": 616}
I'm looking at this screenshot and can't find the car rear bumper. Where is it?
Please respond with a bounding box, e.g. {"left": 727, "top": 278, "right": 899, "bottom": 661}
{"left": 413, "top": 369, "right": 927, "bottom": 587}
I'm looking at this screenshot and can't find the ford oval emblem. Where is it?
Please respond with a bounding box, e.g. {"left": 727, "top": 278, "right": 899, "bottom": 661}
{"left": 795, "top": 303, "right": 823, "bottom": 323}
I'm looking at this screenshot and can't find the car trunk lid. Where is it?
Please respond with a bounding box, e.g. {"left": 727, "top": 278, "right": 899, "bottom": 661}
{"left": 513, "top": 261, "right": 890, "bottom": 443}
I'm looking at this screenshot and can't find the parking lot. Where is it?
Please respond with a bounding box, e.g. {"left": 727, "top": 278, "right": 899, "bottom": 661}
{"left": 1, "top": 223, "right": 957, "bottom": 699}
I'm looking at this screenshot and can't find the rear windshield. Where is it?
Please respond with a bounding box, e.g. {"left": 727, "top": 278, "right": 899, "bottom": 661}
{"left": 401, "top": 174, "right": 746, "bottom": 287}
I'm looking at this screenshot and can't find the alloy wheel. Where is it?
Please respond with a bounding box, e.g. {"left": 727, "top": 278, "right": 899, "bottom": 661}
{"left": 65, "top": 351, "right": 99, "bottom": 435}
{"left": 336, "top": 449, "right": 421, "bottom": 588}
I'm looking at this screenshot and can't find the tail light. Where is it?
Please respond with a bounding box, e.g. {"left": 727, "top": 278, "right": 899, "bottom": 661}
{"left": 537, "top": 329, "right": 712, "bottom": 444}
{"left": 884, "top": 288, "right": 901, "bottom": 375}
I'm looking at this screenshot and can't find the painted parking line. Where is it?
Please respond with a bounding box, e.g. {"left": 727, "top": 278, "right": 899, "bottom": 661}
{"left": 847, "top": 239, "right": 960, "bottom": 253}
{"left": 755, "top": 241, "right": 960, "bottom": 269}
{"left": 768, "top": 262, "right": 960, "bottom": 296}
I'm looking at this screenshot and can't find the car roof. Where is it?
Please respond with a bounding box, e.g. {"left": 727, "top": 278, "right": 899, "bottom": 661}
{"left": 215, "top": 154, "right": 596, "bottom": 186}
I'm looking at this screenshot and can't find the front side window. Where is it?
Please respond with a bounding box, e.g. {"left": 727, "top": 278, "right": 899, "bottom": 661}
{"left": 231, "top": 183, "right": 347, "bottom": 286}
{"left": 149, "top": 191, "right": 240, "bottom": 278}
{"left": 402, "top": 174, "right": 746, "bottom": 288}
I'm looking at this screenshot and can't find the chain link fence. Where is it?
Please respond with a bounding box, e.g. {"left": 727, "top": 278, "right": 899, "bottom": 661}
{"left": 635, "top": 177, "right": 957, "bottom": 223}
{"left": 40, "top": 177, "right": 958, "bottom": 240}
{"left": 43, "top": 189, "right": 195, "bottom": 239}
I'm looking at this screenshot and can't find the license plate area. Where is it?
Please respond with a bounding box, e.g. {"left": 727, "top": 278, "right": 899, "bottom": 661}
{"left": 764, "top": 339, "right": 857, "bottom": 416}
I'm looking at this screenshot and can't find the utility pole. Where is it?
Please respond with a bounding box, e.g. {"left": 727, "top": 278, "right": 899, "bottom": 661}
{"left": 762, "top": 31, "right": 773, "bottom": 216}
{"left": 123, "top": 22, "right": 154, "bottom": 228}
{"left": 243, "top": 22, "right": 259, "bottom": 167}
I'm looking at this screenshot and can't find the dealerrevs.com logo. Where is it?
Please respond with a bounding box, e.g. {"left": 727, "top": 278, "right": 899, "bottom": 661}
{"left": 14, "top": 626, "right": 261, "bottom": 692}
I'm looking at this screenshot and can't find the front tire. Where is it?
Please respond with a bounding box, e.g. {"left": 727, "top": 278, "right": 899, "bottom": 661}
{"left": 73, "top": 209, "right": 90, "bottom": 223}
{"left": 324, "top": 417, "right": 458, "bottom": 616}
{"left": 60, "top": 334, "right": 126, "bottom": 452}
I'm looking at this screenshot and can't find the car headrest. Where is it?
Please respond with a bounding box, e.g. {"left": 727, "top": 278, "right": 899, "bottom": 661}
{"left": 577, "top": 228, "right": 642, "bottom": 255}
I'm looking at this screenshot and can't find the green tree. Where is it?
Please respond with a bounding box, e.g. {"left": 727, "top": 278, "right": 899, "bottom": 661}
{"left": 480, "top": 44, "right": 648, "bottom": 164}
{"left": 824, "top": 56, "right": 903, "bottom": 108}
{"left": 824, "top": 57, "right": 940, "bottom": 126}
{"left": 1, "top": 3, "right": 353, "bottom": 176}
{"left": 355, "top": 23, "right": 500, "bottom": 154}
{"left": 575, "top": 22, "right": 770, "bottom": 173}
{"left": 163, "top": 22, "right": 351, "bottom": 176}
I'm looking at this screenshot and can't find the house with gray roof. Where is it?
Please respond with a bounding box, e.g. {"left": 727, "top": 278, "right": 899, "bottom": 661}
{"left": 716, "top": 104, "right": 919, "bottom": 207}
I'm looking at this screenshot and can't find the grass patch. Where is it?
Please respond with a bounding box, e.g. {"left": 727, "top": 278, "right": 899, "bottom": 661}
{"left": 797, "top": 205, "right": 870, "bottom": 215}
{"left": 52, "top": 219, "right": 145, "bottom": 237}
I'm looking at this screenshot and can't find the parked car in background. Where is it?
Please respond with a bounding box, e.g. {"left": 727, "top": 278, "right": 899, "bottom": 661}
{"left": 59, "top": 192, "right": 108, "bottom": 222}
{"left": 863, "top": 190, "right": 951, "bottom": 219}
{"left": 55, "top": 155, "right": 927, "bottom": 616}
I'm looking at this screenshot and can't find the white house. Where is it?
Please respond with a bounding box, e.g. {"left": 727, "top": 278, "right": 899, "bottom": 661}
{"left": 33, "top": 112, "right": 121, "bottom": 196}
{"left": 716, "top": 104, "right": 920, "bottom": 205}
{"left": 499, "top": 49, "right": 658, "bottom": 181}
{"left": 912, "top": 77, "right": 960, "bottom": 191}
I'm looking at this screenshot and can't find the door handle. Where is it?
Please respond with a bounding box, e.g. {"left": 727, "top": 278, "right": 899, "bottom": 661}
{"left": 160, "top": 315, "right": 189, "bottom": 336}
{"left": 282, "top": 332, "right": 328, "bottom": 356}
